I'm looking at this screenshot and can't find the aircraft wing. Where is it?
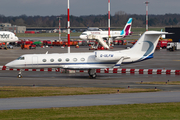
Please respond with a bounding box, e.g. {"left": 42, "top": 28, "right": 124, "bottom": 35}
{"left": 113, "top": 56, "right": 130, "bottom": 68}
{"left": 62, "top": 66, "right": 109, "bottom": 70}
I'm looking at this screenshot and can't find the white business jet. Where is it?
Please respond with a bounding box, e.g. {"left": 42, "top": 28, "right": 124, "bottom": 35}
{"left": 6, "top": 31, "right": 168, "bottom": 78}
{"left": 0, "top": 31, "right": 19, "bottom": 48}
{"left": 79, "top": 18, "right": 132, "bottom": 40}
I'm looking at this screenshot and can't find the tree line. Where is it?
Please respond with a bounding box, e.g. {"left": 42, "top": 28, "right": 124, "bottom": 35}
{"left": 0, "top": 11, "right": 180, "bottom": 28}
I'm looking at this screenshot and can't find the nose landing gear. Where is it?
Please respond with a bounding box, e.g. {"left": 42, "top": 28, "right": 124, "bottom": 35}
{"left": 17, "top": 70, "right": 22, "bottom": 78}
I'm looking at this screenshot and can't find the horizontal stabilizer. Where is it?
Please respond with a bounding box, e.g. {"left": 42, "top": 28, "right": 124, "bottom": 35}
{"left": 144, "top": 31, "right": 170, "bottom": 35}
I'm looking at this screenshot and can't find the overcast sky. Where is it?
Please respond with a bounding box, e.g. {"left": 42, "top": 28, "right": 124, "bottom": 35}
{"left": 0, "top": 0, "right": 180, "bottom": 16}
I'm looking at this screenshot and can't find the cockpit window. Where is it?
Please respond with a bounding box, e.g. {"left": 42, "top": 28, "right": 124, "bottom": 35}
{"left": 16, "top": 56, "right": 25, "bottom": 60}
{"left": 16, "top": 57, "right": 21, "bottom": 60}
{"left": 81, "top": 33, "right": 87, "bottom": 35}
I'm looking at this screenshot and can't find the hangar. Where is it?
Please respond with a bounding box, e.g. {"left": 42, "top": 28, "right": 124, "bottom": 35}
{"left": 165, "top": 27, "right": 180, "bottom": 42}
{"left": 0, "top": 23, "right": 26, "bottom": 33}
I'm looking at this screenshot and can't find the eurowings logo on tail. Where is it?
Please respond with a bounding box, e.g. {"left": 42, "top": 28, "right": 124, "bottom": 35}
{"left": 120, "top": 18, "right": 132, "bottom": 37}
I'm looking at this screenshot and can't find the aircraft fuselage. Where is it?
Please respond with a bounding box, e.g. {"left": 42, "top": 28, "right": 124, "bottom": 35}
{"left": 0, "top": 31, "right": 19, "bottom": 42}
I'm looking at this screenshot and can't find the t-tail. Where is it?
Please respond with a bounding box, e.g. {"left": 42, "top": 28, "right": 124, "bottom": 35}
{"left": 127, "top": 31, "right": 169, "bottom": 61}
{"left": 114, "top": 31, "right": 170, "bottom": 68}
{"left": 120, "top": 18, "right": 132, "bottom": 37}
{"left": 108, "top": 31, "right": 169, "bottom": 68}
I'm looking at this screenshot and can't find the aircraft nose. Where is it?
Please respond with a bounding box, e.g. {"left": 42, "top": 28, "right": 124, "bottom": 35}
{"left": 5, "top": 62, "right": 13, "bottom": 68}
{"left": 79, "top": 35, "right": 86, "bottom": 40}
{"left": 16, "top": 37, "right": 19, "bottom": 41}
{"left": 79, "top": 35, "right": 83, "bottom": 39}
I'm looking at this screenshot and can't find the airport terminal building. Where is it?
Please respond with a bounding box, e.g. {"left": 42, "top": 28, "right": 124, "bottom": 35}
{"left": 0, "top": 23, "right": 26, "bottom": 33}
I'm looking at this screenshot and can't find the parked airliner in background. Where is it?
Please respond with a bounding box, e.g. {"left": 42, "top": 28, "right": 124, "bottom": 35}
{"left": 6, "top": 31, "right": 168, "bottom": 78}
{"left": 0, "top": 31, "right": 19, "bottom": 48}
{"left": 79, "top": 18, "right": 133, "bottom": 40}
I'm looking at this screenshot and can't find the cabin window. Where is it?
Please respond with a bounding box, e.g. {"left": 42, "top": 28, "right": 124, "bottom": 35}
{"left": 73, "top": 58, "right": 77, "bottom": 62}
{"left": 42, "top": 59, "right": 46, "bottom": 62}
{"left": 58, "top": 58, "right": 62, "bottom": 62}
{"left": 50, "top": 59, "right": 54, "bottom": 62}
{"left": 81, "top": 58, "right": 85, "bottom": 61}
{"left": 66, "top": 58, "right": 70, "bottom": 62}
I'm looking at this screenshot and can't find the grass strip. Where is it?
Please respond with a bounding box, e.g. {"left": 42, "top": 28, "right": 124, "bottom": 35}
{"left": 0, "top": 102, "right": 180, "bottom": 120}
{"left": 0, "top": 86, "right": 159, "bottom": 98}
{"left": 139, "top": 81, "right": 180, "bottom": 85}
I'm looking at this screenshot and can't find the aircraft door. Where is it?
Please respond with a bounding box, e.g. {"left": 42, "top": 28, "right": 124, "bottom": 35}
{"left": 32, "top": 56, "right": 38, "bottom": 67}
{"left": 10, "top": 34, "right": 13, "bottom": 39}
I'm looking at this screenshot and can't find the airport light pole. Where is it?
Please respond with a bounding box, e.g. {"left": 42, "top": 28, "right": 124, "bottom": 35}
{"left": 57, "top": 16, "right": 62, "bottom": 40}
{"left": 108, "top": 0, "right": 110, "bottom": 38}
{"left": 108, "top": 0, "right": 111, "bottom": 47}
{"left": 145, "top": 1, "right": 149, "bottom": 31}
{"left": 67, "top": 0, "right": 70, "bottom": 53}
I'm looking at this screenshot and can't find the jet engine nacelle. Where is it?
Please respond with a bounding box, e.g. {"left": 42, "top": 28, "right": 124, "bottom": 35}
{"left": 94, "top": 51, "right": 125, "bottom": 61}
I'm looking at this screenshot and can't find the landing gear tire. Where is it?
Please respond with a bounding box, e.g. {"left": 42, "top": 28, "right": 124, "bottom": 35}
{"left": 17, "top": 74, "right": 22, "bottom": 78}
{"left": 89, "top": 73, "right": 97, "bottom": 79}
{"left": 17, "top": 70, "right": 22, "bottom": 78}
{"left": 88, "top": 69, "right": 97, "bottom": 79}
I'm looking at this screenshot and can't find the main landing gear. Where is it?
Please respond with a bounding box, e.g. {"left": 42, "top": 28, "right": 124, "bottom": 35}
{"left": 17, "top": 70, "right": 22, "bottom": 78}
{"left": 16, "top": 69, "right": 97, "bottom": 79}
{"left": 88, "top": 69, "right": 97, "bottom": 79}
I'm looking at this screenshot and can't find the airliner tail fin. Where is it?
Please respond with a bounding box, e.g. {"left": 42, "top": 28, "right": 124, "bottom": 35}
{"left": 120, "top": 18, "right": 132, "bottom": 37}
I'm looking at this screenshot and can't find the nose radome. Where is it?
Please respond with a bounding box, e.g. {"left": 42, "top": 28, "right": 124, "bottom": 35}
{"left": 16, "top": 37, "right": 18, "bottom": 40}
{"left": 80, "top": 35, "right": 86, "bottom": 40}
{"left": 79, "top": 35, "right": 83, "bottom": 39}
{"left": 5, "top": 63, "right": 10, "bottom": 67}
{"left": 5, "top": 62, "right": 13, "bottom": 68}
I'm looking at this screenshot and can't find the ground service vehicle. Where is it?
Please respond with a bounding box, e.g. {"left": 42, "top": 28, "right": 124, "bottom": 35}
{"left": 21, "top": 40, "right": 36, "bottom": 49}
{"left": 158, "top": 41, "right": 170, "bottom": 48}
{"left": 43, "top": 40, "right": 52, "bottom": 46}
{"left": 167, "top": 42, "right": 180, "bottom": 51}
{"left": 33, "top": 41, "right": 42, "bottom": 46}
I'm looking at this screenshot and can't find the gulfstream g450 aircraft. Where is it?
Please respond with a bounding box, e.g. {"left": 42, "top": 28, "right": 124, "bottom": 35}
{"left": 6, "top": 31, "right": 168, "bottom": 78}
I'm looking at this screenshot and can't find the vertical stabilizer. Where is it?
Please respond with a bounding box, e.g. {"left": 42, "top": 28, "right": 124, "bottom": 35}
{"left": 120, "top": 18, "right": 132, "bottom": 37}
{"left": 129, "top": 31, "right": 168, "bottom": 60}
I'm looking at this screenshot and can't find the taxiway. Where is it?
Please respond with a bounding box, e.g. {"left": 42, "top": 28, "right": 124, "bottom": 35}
{"left": 0, "top": 45, "right": 180, "bottom": 110}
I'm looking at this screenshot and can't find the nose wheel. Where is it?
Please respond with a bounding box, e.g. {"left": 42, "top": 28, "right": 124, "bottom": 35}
{"left": 17, "top": 70, "right": 22, "bottom": 78}
{"left": 88, "top": 69, "right": 97, "bottom": 79}
{"left": 17, "top": 74, "right": 22, "bottom": 78}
